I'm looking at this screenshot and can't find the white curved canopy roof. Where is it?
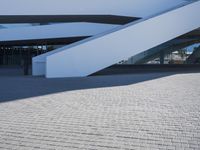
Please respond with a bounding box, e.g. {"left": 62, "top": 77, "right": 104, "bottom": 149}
{"left": 0, "top": 23, "right": 119, "bottom": 42}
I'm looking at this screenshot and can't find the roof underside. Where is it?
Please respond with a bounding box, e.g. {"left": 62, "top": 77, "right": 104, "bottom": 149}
{"left": 0, "top": 0, "right": 190, "bottom": 23}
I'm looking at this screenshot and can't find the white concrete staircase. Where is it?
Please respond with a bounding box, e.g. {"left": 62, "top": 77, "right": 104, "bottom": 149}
{"left": 31, "top": 1, "right": 200, "bottom": 78}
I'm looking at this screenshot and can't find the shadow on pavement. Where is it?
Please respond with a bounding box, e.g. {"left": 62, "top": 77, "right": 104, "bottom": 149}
{"left": 0, "top": 71, "right": 177, "bottom": 103}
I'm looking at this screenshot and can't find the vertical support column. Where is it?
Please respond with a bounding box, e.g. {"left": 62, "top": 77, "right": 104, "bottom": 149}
{"left": 23, "top": 48, "right": 30, "bottom": 75}
{"left": 160, "top": 51, "right": 165, "bottom": 64}
{"left": 2, "top": 47, "right": 5, "bottom": 65}
{"left": 0, "top": 47, "right": 2, "bottom": 65}
{"left": 5, "top": 47, "right": 8, "bottom": 65}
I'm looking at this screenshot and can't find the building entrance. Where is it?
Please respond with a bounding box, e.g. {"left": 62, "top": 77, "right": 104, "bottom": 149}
{"left": 0, "top": 47, "right": 47, "bottom": 75}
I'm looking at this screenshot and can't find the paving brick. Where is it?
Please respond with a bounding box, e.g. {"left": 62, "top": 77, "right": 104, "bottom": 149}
{"left": 0, "top": 72, "right": 200, "bottom": 149}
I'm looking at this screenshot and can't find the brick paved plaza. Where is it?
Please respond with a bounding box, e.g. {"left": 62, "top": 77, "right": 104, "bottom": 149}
{"left": 0, "top": 72, "right": 200, "bottom": 149}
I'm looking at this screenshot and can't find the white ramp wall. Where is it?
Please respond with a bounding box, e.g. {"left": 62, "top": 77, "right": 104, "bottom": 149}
{"left": 46, "top": 1, "right": 200, "bottom": 78}
{"left": 30, "top": 23, "right": 118, "bottom": 76}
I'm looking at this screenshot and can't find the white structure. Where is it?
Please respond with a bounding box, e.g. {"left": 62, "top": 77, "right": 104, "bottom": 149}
{"left": 0, "top": 0, "right": 200, "bottom": 78}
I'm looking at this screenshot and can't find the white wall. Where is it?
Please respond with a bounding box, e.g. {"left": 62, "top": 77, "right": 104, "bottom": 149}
{"left": 0, "top": 0, "right": 186, "bottom": 18}
{"left": 0, "top": 23, "right": 119, "bottom": 41}
{"left": 45, "top": 1, "right": 200, "bottom": 78}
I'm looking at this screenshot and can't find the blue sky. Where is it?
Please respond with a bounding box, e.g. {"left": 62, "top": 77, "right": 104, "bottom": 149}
{"left": 187, "top": 44, "right": 200, "bottom": 52}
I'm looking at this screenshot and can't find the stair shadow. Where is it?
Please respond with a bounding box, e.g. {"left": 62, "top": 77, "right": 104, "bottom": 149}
{"left": 0, "top": 72, "right": 177, "bottom": 103}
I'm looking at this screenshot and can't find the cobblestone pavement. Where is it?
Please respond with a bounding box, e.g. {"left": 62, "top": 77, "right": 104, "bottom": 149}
{"left": 0, "top": 72, "right": 200, "bottom": 150}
